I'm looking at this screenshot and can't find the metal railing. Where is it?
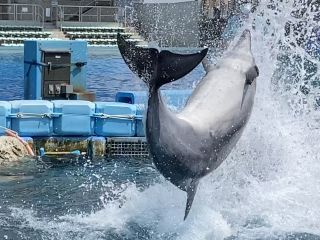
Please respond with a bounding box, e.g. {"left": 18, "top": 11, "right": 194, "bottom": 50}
{"left": 56, "top": 5, "right": 123, "bottom": 23}
{"left": 201, "top": 0, "right": 259, "bottom": 17}
{"left": 124, "top": 6, "right": 135, "bottom": 28}
{"left": 0, "top": 3, "right": 44, "bottom": 27}
{"left": 80, "top": 0, "right": 113, "bottom": 6}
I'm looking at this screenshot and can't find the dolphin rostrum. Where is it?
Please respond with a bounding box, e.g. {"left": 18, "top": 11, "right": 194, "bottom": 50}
{"left": 117, "top": 30, "right": 259, "bottom": 220}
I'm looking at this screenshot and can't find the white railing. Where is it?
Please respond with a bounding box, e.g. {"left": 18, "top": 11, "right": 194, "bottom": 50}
{"left": 0, "top": 3, "right": 44, "bottom": 27}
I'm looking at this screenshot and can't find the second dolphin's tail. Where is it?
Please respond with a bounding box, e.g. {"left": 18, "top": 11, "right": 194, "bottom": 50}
{"left": 117, "top": 34, "right": 208, "bottom": 90}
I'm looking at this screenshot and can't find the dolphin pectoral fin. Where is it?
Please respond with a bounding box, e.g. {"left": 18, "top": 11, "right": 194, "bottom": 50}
{"left": 184, "top": 179, "right": 199, "bottom": 220}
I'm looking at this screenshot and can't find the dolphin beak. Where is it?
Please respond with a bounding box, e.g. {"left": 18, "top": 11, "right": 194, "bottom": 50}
{"left": 234, "top": 29, "right": 252, "bottom": 52}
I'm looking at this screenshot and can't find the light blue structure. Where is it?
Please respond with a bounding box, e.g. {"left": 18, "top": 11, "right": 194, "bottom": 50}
{"left": 10, "top": 100, "right": 54, "bottom": 137}
{"left": 0, "top": 90, "right": 195, "bottom": 157}
{"left": 24, "top": 40, "right": 87, "bottom": 100}
{"left": 0, "top": 101, "right": 11, "bottom": 135}
{"left": 95, "top": 102, "right": 136, "bottom": 137}
{"left": 52, "top": 100, "right": 95, "bottom": 136}
{"left": 115, "top": 90, "right": 192, "bottom": 110}
{"left": 115, "top": 90, "right": 192, "bottom": 136}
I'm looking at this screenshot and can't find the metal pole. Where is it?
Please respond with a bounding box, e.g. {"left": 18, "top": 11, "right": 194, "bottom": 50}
{"left": 14, "top": 4, "right": 16, "bottom": 22}
{"left": 41, "top": 5, "right": 44, "bottom": 28}
{"left": 124, "top": 6, "right": 127, "bottom": 27}
{"left": 98, "top": 7, "right": 100, "bottom": 22}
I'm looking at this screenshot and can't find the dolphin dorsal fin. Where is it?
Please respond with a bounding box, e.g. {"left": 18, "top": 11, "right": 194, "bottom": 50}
{"left": 184, "top": 179, "right": 199, "bottom": 220}
{"left": 117, "top": 34, "right": 208, "bottom": 89}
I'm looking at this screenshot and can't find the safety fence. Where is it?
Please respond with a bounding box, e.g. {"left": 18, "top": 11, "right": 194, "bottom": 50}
{"left": 0, "top": 3, "right": 44, "bottom": 27}
{"left": 55, "top": 5, "right": 123, "bottom": 24}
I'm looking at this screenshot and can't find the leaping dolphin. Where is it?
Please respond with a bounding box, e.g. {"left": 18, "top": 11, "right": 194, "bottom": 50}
{"left": 117, "top": 30, "right": 259, "bottom": 220}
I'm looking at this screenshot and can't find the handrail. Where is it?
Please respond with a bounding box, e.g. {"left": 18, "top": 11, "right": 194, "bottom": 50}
{"left": 124, "top": 6, "right": 134, "bottom": 28}
{"left": 58, "top": 5, "right": 118, "bottom": 9}
{"left": 201, "top": 0, "right": 259, "bottom": 17}
{"left": 0, "top": 3, "right": 44, "bottom": 28}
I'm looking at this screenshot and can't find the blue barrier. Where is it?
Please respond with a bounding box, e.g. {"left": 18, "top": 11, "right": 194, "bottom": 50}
{"left": 0, "top": 101, "right": 11, "bottom": 135}
{"left": 10, "top": 100, "right": 54, "bottom": 137}
{"left": 115, "top": 90, "right": 192, "bottom": 137}
{"left": 52, "top": 100, "right": 95, "bottom": 136}
{"left": 0, "top": 90, "right": 192, "bottom": 137}
{"left": 95, "top": 102, "right": 136, "bottom": 137}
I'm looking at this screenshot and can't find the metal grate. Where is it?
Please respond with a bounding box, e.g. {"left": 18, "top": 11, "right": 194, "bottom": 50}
{"left": 106, "top": 137, "right": 149, "bottom": 158}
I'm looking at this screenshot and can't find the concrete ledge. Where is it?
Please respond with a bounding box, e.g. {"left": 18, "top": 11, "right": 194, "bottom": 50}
{"left": 0, "top": 20, "right": 42, "bottom": 27}
{"left": 32, "top": 137, "right": 89, "bottom": 155}
{"left": 87, "top": 136, "right": 106, "bottom": 159}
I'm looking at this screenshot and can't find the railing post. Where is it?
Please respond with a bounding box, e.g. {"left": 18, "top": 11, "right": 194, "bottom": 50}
{"left": 97, "top": 7, "right": 99, "bottom": 22}
{"left": 62, "top": 6, "right": 64, "bottom": 23}
{"left": 117, "top": 7, "right": 120, "bottom": 26}
{"left": 124, "top": 6, "right": 127, "bottom": 27}
{"left": 41, "top": 5, "right": 44, "bottom": 28}
{"left": 32, "top": 5, "right": 35, "bottom": 22}
{"left": 14, "top": 4, "right": 17, "bottom": 22}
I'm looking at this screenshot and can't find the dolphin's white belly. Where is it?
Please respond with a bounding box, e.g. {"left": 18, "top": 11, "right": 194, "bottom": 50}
{"left": 155, "top": 67, "right": 250, "bottom": 176}
{"left": 178, "top": 67, "right": 246, "bottom": 134}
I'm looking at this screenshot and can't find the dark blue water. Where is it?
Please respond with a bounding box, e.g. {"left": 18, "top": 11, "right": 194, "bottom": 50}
{"left": 0, "top": 158, "right": 160, "bottom": 240}
{"left": 0, "top": 46, "right": 204, "bottom": 102}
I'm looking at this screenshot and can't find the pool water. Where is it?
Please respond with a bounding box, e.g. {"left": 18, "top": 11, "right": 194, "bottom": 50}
{"left": 0, "top": 47, "right": 204, "bottom": 102}
{"left": 0, "top": 1, "right": 320, "bottom": 239}
{"left": 0, "top": 158, "right": 160, "bottom": 240}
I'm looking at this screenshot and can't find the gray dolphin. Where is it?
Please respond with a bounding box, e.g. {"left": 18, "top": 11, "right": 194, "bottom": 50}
{"left": 117, "top": 29, "right": 259, "bottom": 220}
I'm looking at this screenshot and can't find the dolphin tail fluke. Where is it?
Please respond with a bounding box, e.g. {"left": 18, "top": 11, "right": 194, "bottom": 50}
{"left": 184, "top": 179, "right": 199, "bottom": 220}
{"left": 117, "top": 33, "right": 208, "bottom": 89}
{"left": 117, "top": 33, "right": 158, "bottom": 85}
